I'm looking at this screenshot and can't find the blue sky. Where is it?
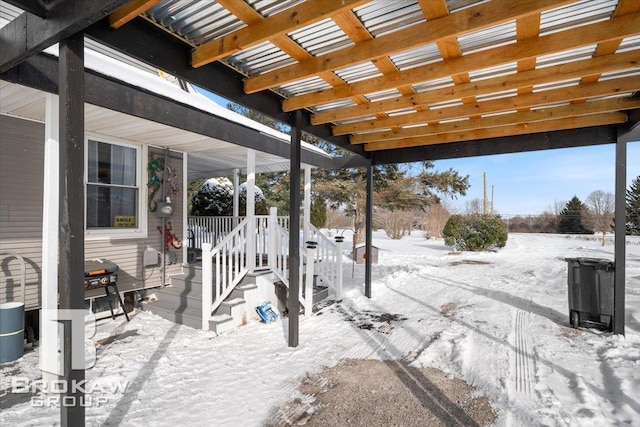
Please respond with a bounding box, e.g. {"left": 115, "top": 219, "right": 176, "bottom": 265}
{"left": 199, "top": 88, "right": 638, "bottom": 216}
{"left": 432, "top": 142, "right": 640, "bottom": 216}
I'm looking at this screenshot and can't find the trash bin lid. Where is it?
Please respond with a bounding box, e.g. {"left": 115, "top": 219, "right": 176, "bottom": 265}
{"left": 565, "top": 257, "right": 614, "bottom": 269}
{"left": 84, "top": 259, "right": 119, "bottom": 276}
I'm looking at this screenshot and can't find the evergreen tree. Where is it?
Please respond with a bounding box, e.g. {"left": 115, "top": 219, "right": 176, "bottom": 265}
{"left": 310, "top": 198, "right": 327, "bottom": 229}
{"left": 627, "top": 176, "right": 640, "bottom": 235}
{"left": 558, "top": 196, "right": 591, "bottom": 234}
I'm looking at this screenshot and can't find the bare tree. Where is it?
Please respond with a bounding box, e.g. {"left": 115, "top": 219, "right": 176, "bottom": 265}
{"left": 465, "top": 198, "right": 483, "bottom": 215}
{"left": 585, "top": 190, "right": 614, "bottom": 246}
{"left": 422, "top": 203, "right": 451, "bottom": 239}
{"left": 376, "top": 208, "right": 414, "bottom": 240}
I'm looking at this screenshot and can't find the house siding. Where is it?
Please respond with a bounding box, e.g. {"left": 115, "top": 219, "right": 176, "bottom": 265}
{"left": 0, "top": 114, "right": 184, "bottom": 310}
{"left": 0, "top": 115, "right": 46, "bottom": 309}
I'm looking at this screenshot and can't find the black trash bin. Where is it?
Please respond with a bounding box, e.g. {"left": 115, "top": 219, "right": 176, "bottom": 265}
{"left": 565, "top": 257, "right": 614, "bottom": 331}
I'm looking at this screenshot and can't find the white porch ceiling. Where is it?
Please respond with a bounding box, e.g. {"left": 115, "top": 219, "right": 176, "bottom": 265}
{"left": 0, "top": 80, "right": 301, "bottom": 178}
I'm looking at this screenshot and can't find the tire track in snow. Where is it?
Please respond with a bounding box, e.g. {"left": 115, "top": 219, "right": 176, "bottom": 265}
{"left": 507, "top": 285, "right": 538, "bottom": 426}
{"left": 514, "top": 290, "right": 535, "bottom": 396}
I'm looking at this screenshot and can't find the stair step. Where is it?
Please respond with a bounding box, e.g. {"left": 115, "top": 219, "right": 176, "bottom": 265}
{"left": 209, "top": 314, "right": 235, "bottom": 334}
{"left": 156, "top": 284, "right": 202, "bottom": 303}
{"left": 218, "top": 298, "right": 247, "bottom": 326}
{"left": 142, "top": 300, "right": 202, "bottom": 329}
{"left": 172, "top": 265, "right": 203, "bottom": 286}
{"left": 143, "top": 295, "right": 201, "bottom": 320}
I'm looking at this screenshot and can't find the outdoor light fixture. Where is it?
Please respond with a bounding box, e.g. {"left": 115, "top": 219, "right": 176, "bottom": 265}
{"left": 157, "top": 196, "right": 174, "bottom": 217}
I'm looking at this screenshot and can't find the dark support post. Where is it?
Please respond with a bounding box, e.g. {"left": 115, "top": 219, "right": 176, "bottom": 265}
{"left": 613, "top": 136, "right": 627, "bottom": 335}
{"left": 288, "top": 110, "right": 302, "bottom": 347}
{"left": 58, "top": 32, "right": 85, "bottom": 426}
{"left": 365, "top": 161, "right": 373, "bottom": 298}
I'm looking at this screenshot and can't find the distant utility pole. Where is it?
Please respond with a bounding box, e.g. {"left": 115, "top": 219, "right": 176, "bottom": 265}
{"left": 483, "top": 172, "right": 487, "bottom": 215}
{"left": 491, "top": 185, "right": 494, "bottom": 214}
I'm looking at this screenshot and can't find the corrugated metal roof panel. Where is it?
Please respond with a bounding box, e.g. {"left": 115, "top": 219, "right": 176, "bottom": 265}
{"left": 532, "top": 78, "right": 581, "bottom": 93}
{"left": 288, "top": 18, "right": 352, "bottom": 57}
{"left": 146, "top": 0, "right": 242, "bottom": 46}
{"left": 539, "top": 0, "right": 617, "bottom": 36}
{"left": 413, "top": 77, "right": 455, "bottom": 93}
{"left": 276, "top": 76, "right": 332, "bottom": 97}
{"left": 312, "top": 99, "right": 358, "bottom": 113}
{"left": 536, "top": 45, "right": 597, "bottom": 69}
{"left": 365, "top": 89, "right": 402, "bottom": 102}
{"left": 428, "top": 99, "right": 464, "bottom": 109}
{"left": 617, "top": 35, "right": 640, "bottom": 53}
{"left": 334, "top": 62, "right": 383, "bottom": 84}
{"left": 598, "top": 68, "right": 640, "bottom": 81}
{"left": 248, "top": 0, "right": 303, "bottom": 17}
{"left": 389, "top": 43, "right": 443, "bottom": 71}
{"left": 223, "top": 41, "right": 295, "bottom": 77}
{"left": 468, "top": 62, "right": 518, "bottom": 82}
{"left": 446, "top": 0, "right": 490, "bottom": 14}
{"left": 353, "top": 0, "right": 424, "bottom": 38}
{"left": 335, "top": 116, "right": 379, "bottom": 125}
{"left": 476, "top": 89, "right": 519, "bottom": 102}
{"left": 458, "top": 20, "right": 517, "bottom": 55}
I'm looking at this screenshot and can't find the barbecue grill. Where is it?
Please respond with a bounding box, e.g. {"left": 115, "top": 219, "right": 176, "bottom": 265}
{"left": 84, "top": 259, "right": 129, "bottom": 321}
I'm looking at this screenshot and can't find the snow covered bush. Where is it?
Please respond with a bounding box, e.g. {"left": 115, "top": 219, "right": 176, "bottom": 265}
{"left": 443, "top": 214, "right": 507, "bottom": 251}
{"left": 191, "top": 178, "right": 233, "bottom": 216}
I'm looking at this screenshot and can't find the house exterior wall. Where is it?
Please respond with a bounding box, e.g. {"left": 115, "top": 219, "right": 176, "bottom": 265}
{"left": 0, "top": 114, "right": 184, "bottom": 310}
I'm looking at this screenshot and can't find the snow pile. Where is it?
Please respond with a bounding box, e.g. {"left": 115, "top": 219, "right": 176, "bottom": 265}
{"left": 1, "top": 232, "right": 639, "bottom": 426}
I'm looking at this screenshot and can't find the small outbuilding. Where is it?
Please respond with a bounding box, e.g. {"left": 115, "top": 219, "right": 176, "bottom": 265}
{"left": 354, "top": 244, "right": 379, "bottom": 265}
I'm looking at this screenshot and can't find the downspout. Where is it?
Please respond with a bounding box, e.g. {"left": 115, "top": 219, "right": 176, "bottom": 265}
{"left": 161, "top": 148, "right": 169, "bottom": 286}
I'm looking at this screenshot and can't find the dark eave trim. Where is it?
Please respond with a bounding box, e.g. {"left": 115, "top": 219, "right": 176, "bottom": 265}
{"left": 1, "top": 53, "right": 352, "bottom": 170}
{"left": 0, "top": 0, "right": 129, "bottom": 73}
{"left": 3, "top": 0, "right": 47, "bottom": 18}
{"left": 83, "top": 17, "right": 364, "bottom": 157}
{"left": 371, "top": 125, "right": 619, "bottom": 165}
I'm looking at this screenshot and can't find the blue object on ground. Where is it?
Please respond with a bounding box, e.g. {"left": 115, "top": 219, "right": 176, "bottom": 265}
{"left": 256, "top": 301, "right": 279, "bottom": 323}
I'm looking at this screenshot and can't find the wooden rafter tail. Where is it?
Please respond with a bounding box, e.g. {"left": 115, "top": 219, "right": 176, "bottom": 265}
{"left": 109, "top": 0, "right": 162, "bottom": 29}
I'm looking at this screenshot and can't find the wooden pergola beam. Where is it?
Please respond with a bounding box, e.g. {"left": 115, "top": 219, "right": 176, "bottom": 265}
{"left": 192, "top": 0, "right": 369, "bottom": 68}
{"left": 364, "top": 112, "right": 628, "bottom": 151}
{"left": 352, "top": 97, "right": 640, "bottom": 144}
{"left": 315, "top": 50, "right": 640, "bottom": 126}
{"left": 109, "top": 0, "right": 162, "bottom": 29}
{"left": 245, "top": 0, "right": 575, "bottom": 93}
{"left": 343, "top": 76, "right": 640, "bottom": 139}
{"left": 283, "top": 10, "right": 640, "bottom": 111}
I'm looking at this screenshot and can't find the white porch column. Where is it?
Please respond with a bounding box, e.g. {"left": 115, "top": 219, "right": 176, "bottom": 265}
{"left": 40, "top": 94, "right": 62, "bottom": 383}
{"left": 303, "top": 165, "right": 311, "bottom": 243}
{"left": 233, "top": 168, "right": 240, "bottom": 219}
{"left": 246, "top": 150, "right": 256, "bottom": 270}
{"left": 182, "top": 153, "right": 188, "bottom": 264}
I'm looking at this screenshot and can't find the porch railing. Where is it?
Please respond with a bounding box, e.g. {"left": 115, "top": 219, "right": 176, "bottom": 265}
{"left": 188, "top": 215, "right": 289, "bottom": 251}
{"left": 197, "top": 212, "right": 343, "bottom": 329}
{"left": 308, "top": 224, "right": 342, "bottom": 300}
{"left": 201, "top": 218, "right": 249, "bottom": 330}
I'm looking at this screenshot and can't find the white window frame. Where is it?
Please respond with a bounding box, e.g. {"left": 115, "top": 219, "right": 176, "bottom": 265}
{"left": 84, "top": 135, "right": 147, "bottom": 240}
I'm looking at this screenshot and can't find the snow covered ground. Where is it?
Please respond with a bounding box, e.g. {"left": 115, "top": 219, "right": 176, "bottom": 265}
{"left": 2, "top": 231, "right": 640, "bottom": 426}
